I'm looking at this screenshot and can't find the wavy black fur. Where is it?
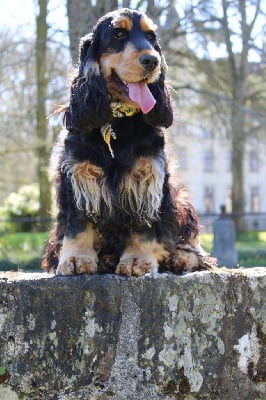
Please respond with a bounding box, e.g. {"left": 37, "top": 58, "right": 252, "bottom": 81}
{"left": 42, "top": 8, "right": 214, "bottom": 274}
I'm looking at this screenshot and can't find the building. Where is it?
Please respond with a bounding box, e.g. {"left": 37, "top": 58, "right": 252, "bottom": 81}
{"left": 167, "top": 119, "right": 266, "bottom": 231}
{"left": 161, "top": 4, "right": 266, "bottom": 232}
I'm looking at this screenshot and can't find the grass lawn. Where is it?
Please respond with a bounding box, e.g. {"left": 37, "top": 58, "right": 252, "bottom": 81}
{"left": 201, "top": 231, "right": 266, "bottom": 267}
{"left": 0, "top": 231, "right": 266, "bottom": 272}
{"left": 0, "top": 232, "right": 47, "bottom": 272}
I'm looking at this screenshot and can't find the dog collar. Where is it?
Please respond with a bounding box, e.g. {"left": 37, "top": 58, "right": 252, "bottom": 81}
{"left": 110, "top": 101, "right": 140, "bottom": 118}
{"left": 101, "top": 102, "right": 140, "bottom": 158}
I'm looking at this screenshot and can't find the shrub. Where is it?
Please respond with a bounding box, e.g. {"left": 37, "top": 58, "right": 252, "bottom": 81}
{"left": 1, "top": 184, "right": 40, "bottom": 232}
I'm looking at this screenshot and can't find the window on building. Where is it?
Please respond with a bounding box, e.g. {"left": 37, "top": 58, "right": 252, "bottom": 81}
{"left": 204, "top": 150, "right": 214, "bottom": 172}
{"left": 225, "top": 187, "right": 232, "bottom": 213}
{"left": 249, "top": 151, "right": 259, "bottom": 172}
{"left": 250, "top": 187, "right": 260, "bottom": 212}
{"left": 204, "top": 187, "right": 214, "bottom": 213}
{"left": 226, "top": 151, "right": 232, "bottom": 172}
{"left": 177, "top": 147, "right": 187, "bottom": 170}
{"left": 203, "top": 130, "right": 213, "bottom": 139}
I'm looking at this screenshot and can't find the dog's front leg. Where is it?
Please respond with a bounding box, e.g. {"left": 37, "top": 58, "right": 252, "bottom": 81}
{"left": 116, "top": 233, "right": 168, "bottom": 277}
{"left": 56, "top": 223, "right": 98, "bottom": 275}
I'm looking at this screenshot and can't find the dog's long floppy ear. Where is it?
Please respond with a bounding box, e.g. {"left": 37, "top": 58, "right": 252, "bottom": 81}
{"left": 144, "top": 72, "right": 173, "bottom": 128}
{"left": 143, "top": 41, "right": 173, "bottom": 129}
{"left": 78, "top": 33, "right": 99, "bottom": 79}
{"left": 64, "top": 32, "right": 112, "bottom": 133}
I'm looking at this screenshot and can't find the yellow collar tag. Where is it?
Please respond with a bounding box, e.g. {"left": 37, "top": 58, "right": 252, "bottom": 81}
{"left": 101, "top": 124, "right": 116, "bottom": 158}
{"left": 101, "top": 102, "right": 140, "bottom": 158}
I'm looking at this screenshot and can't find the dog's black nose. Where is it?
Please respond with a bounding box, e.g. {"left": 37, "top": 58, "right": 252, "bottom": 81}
{"left": 139, "top": 54, "right": 159, "bottom": 71}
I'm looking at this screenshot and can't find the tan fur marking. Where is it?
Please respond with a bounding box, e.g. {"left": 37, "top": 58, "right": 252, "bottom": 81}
{"left": 120, "top": 156, "right": 165, "bottom": 223}
{"left": 73, "top": 162, "right": 103, "bottom": 179}
{"left": 100, "top": 43, "right": 161, "bottom": 95}
{"left": 100, "top": 51, "right": 137, "bottom": 104}
{"left": 111, "top": 14, "right": 133, "bottom": 30}
{"left": 63, "top": 156, "right": 164, "bottom": 224}
{"left": 116, "top": 233, "right": 169, "bottom": 276}
{"left": 62, "top": 160, "right": 112, "bottom": 215}
{"left": 140, "top": 14, "right": 157, "bottom": 32}
{"left": 57, "top": 224, "right": 98, "bottom": 275}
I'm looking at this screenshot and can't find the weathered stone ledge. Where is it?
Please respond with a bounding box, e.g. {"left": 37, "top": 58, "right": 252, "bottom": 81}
{"left": 0, "top": 268, "right": 265, "bottom": 400}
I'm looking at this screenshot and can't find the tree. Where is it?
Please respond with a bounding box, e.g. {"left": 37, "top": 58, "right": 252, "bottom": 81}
{"left": 221, "top": 0, "right": 265, "bottom": 230}
{"left": 67, "top": 0, "right": 119, "bottom": 63}
{"left": 0, "top": 30, "right": 37, "bottom": 199}
{"left": 36, "top": 0, "right": 51, "bottom": 225}
{"left": 172, "top": 0, "right": 266, "bottom": 231}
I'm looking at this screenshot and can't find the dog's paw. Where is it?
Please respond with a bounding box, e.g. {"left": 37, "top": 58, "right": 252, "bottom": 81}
{"left": 56, "top": 256, "right": 97, "bottom": 276}
{"left": 115, "top": 257, "right": 157, "bottom": 276}
{"left": 161, "top": 247, "right": 216, "bottom": 274}
{"left": 98, "top": 254, "right": 118, "bottom": 274}
{"left": 164, "top": 250, "right": 199, "bottom": 274}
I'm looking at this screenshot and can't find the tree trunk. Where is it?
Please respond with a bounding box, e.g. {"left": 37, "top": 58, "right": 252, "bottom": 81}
{"left": 231, "top": 104, "right": 246, "bottom": 232}
{"left": 222, "top": 0, "right": 250, "bottom": 233}
{"left": 36, "top": 0, "right": 51, "bottom": 227}
{"left": 67, "top": 0, "right": 91, "bottom": 64}
{"left": 67, "top": 0, "right": 119, "bottom": 64}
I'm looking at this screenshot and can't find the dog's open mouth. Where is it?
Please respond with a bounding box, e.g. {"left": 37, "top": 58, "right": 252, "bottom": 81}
{"left": 112, "top": 71, "right": 156, "bottom": 114}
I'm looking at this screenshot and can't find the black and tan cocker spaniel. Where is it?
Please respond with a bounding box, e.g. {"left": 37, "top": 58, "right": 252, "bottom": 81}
{"left": 42, "top": 8, "right": 216, "bottom": 275}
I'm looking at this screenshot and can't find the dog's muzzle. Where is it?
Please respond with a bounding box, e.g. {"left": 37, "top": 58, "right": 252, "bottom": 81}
{"left": 139, "top": 54, "right": 159, "bottom": 72}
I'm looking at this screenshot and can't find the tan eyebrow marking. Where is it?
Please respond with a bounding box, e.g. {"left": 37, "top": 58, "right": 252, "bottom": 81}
{"left": 112, "top": 15, "right": 133, "bottom": 31}
{"left": 140, "top": 14, "right": 157, "bottom": 32}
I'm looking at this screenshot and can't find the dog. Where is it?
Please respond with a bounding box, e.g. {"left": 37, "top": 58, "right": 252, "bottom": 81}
{"left": 42, "top": 8, "right": 215, "bottom": 276}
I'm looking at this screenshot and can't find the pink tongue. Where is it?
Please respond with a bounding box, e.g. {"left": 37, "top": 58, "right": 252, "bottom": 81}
{"left": 127, "top": 82, "right": 156, "bottom": 114}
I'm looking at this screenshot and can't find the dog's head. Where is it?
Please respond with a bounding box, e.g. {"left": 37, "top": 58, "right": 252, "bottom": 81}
{"left": 65, "top": 8, "right": 173, "bottom": 133}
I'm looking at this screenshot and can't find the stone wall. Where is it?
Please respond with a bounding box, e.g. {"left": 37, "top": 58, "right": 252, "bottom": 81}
{"left": 0, "top": 268, "right": 265, "bottom": 400}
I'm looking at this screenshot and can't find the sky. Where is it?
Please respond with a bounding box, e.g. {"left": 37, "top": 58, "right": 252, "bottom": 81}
{"left": 0, "top": 0, "right": 68, "bottom": 39}
{"left": 0, "top": 0, "right": 35, "bottom": 32}
{"left": 0, "top": 0, "right": 265, "bottom": 62}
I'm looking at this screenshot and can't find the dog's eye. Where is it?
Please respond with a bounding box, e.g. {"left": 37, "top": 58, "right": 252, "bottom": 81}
{"left": 114, "top": 29, "right": 127, "bottom": 40}
{"left": 145, "top": 31, "right": 156, "bottom": 43}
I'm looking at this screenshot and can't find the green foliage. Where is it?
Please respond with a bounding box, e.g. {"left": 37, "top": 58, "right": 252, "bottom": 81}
{"left": 0, "top": 230, "right": 265, "bottom": 272}
{"left": 0, "top": 232, "right": 47, "bottom": 271}
{"left": 0, "top": 366, "right": 6, "bottom": 375}
{"left": 3, "top": 184, "right": 39, "bottom": 217}
{"left": 237, "top": 231, "right": 264, "bottom": 242}
{"left": 201, "top": 231, "right": 266, "bottom": 267}
{"left": 200, "top": 234, "right": 213, "bottom": 253}
{"left": 1, "top": 184, "right": 40, "bottom": 232}
{"left": 238, "top": 250, "right": 266, "bottom": 268}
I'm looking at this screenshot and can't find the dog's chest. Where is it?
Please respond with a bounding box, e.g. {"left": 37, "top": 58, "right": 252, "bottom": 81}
{"left": 62, "top": 155, "right": 165, "bottom": 223}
